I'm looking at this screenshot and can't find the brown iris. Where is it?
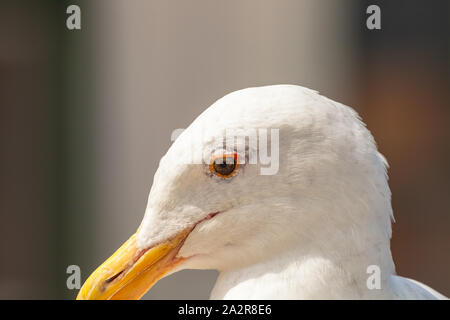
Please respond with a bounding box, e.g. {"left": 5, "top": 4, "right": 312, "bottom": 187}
{"left": 209, "top": 153, "right": 239, "bottom": 178}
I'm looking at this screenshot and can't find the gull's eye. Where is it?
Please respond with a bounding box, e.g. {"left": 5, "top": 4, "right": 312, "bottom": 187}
{"left": 209, "top": 153, "right": 239, "bottom": 178}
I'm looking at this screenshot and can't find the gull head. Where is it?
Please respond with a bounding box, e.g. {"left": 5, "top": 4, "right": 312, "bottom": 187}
{"left": 77, "top": 85, "right": 394, "bottom": 300}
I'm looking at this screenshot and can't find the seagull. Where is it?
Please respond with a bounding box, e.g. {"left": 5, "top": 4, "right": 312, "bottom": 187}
{"left": 77, "top": 85, "right": 447, "bottom": 300}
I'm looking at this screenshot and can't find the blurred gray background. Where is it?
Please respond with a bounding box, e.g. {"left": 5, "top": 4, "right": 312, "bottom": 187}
{"left": 0, "top": 0, "right": 449, "bottom": 299}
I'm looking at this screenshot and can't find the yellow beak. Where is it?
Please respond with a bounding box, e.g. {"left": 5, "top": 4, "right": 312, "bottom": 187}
{"left": 77, "top": 227, "right": 191, "bottom": 300}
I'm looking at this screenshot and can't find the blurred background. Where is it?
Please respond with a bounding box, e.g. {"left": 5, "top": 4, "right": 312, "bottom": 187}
{"left": 0, "top": 0, "right": 449, "bottom": 299}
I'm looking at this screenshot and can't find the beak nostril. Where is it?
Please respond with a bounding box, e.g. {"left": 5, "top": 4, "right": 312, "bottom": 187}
{"left": 105, "top": 270, "right": 124, "bottom": 284}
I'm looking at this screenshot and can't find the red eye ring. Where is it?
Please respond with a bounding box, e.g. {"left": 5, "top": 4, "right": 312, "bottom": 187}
{"left": 209, "top": 153, "right": 239, "bottom": 178}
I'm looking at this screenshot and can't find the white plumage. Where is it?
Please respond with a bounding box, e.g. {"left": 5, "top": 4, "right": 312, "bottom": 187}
{"left": 136, "top": 85, "right": 446, "bottom": 299}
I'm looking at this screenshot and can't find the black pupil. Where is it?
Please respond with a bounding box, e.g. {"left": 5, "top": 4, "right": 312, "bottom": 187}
{"left": 214, "top": 157, "right": 236, "bottom": 175}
